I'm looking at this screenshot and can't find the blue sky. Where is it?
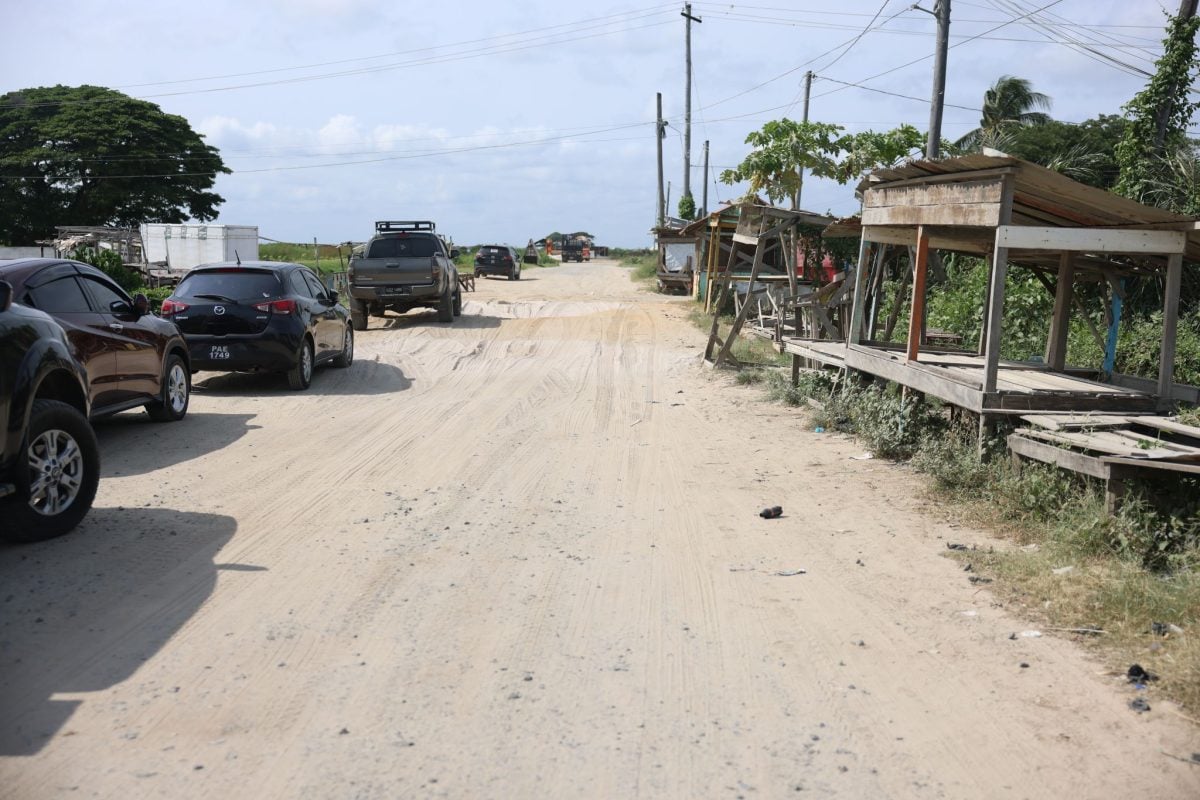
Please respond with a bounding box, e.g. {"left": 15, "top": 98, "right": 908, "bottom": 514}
{"left": 1, "top": 0, "right": 1176, "bottom": 247}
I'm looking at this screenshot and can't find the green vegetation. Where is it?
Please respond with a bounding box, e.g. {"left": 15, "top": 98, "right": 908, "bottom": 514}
{"left": 259, "top": 242, "right": 347, "bottom": 276}
{"left": 719, "top": 119, "right": 924, "bottom": 208}
{"left": 70, "top": 246, "right": 172, "bottom": 312}
{"left": 681, "top": 282, "right": 1200, "bottom": 709}
{"left": 617, "top": 249, "right": 657, "bottom": 282}
{"left": 953, "top": 75, "right": 1052, "bottom": 151}
{"left": 0, "top": 85, "right": 228, "bottom": 246}
{"left": 1115, "top": 9, "right": 1200, "bottom": 212}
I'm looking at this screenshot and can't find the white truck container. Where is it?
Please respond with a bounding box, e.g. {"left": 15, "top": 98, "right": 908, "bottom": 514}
{"left": 141, "top": 223, "right": 258, "bottom": 271}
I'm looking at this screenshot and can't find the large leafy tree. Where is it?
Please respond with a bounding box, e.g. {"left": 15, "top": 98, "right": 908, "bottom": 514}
{"left": 0, "top": 85, "right": 229, "bottom": 245}
{"left": 954, "top": 76, "right": 1052, "bottom": 151}
{"left": 718, "top": 119, "right": 923, "bottom": 207}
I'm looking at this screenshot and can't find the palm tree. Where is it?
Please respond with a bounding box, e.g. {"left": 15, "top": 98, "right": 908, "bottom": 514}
{"left": 955, "top": 76, "right": 1052, "bottom": 151}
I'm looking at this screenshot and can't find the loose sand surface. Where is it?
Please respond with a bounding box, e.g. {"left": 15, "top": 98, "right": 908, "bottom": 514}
{"left": 2, "top": 260, "right": 1197, "bottom": 798}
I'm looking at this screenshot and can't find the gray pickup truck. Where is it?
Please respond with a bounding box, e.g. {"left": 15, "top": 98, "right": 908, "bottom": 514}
{"left": 346, "top": 221, "right": 461, "bottom": 330}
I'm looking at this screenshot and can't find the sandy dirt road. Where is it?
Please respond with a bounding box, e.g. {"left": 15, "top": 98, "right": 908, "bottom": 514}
{"left": 1, "top": 260, "right": 1197, "bottom": 798}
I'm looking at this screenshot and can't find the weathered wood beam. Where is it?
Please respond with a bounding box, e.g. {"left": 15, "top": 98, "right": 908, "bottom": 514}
{"left": 1158, "top": 252, "right": 1184, "bottom": 407}
{"left": 983, "top": 177, "right": 1015, "bottom": 393}
{"left": 1045, "top": 252, "right": 1075, "bottom": 371}
{"left": 996, "top": 225, "right": 1187, "bottom": 254}
{"left": 906, "top": 228, "right": 930, "bottom": 362}
{"left": 847, "top": 237, "right": 871, "bottom": 346}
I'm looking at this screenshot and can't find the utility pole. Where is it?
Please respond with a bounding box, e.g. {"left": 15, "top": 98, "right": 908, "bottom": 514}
{"left": 926, "top": 0, "right": 951, "bottom": 159}
{"left": 682, "top": 3, "right": 702, "bottom": 210}
{"left": 702, "top": 140, "right": 710, "bottom": 217}
{"left": 656, "top": 93, "right": 666, "bottom": 227}
{"left": 1154, "top": 0, "right": 1199, "bottom": 149}
{"left": 795, "top": 70, "right": 813, "bottom": 210}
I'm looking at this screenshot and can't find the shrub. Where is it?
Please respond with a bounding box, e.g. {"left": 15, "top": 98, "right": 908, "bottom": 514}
{"left": 70, "top": 247, "right": 142, "bottom": 293}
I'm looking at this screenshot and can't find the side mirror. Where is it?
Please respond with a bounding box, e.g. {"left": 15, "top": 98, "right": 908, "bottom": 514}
{"left": 327, "top": 290, "right": 339, "bottom": 304}
{"left": 0, "top": 281, "right": 11, "bottom": 313}
{"left": 450, "top": 249, "right": 461, "bottom": 260}
{"left": 133, "top": 293, "right": 150, "bottom": 317}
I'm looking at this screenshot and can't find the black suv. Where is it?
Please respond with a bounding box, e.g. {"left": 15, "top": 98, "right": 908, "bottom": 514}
{"left": 162, "top": 261, "right": 354, "bottom": 390}
{"left": 474, "top": 245, "right": 522, "bottom": 280}
{"left": 0, "top": 281, "right": 100, "bottom": 543}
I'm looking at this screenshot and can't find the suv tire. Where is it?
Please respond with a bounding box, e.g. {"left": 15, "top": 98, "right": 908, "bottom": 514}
{"left": 147, "top": 353, "right": 190, "bottom": 422}
{"left": 3, "top": 399, "right": 100, "bottom": 544}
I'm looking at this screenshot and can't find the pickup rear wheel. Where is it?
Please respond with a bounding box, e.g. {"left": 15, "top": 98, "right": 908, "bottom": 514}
{"left": 3, "top": 400, "right": 100, "bottom": 543}
{"left": 453, "top": 288, "right": 462, "bottom": 317}
{"left": 437, "top": 284, "right": 454, "bottom": 323}
{"left": 350, "top": 300, "right": 368, "bottom": 331}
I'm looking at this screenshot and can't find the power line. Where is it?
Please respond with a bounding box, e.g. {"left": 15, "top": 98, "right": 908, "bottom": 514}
{"left": 1, "top": 13, "right": 677, "bottom": 109}
{"left": 114, "top": 4, "right": 680, "bottom": 91}
{"left": 700, "top": 2, "right": 916, "bottom": 110}
{"left": 811, "top": 0, "right": 1067, "bottom": 102}
{"left": 0, "top": 123, "right": 654, "bottom": 180}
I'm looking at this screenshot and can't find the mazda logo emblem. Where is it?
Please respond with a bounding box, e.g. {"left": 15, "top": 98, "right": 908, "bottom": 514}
{"left": 214, "top": 306, "right": 226, "bottom": 315}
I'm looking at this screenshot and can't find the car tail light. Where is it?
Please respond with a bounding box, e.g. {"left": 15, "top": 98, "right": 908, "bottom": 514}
{"left": 253, "top": 299, "right": 297, "bottom": 314}
{"left": 431, "top": 256, "right": 438, "bottom": 280}
{"left": 503, "top": 256, "right": 512, "bottom": 263}
{"left": 160, "top": 298, "right": 188, "bottom": 316}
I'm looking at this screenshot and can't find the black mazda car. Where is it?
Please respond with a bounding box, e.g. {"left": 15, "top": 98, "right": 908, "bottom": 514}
{"left": 161, "top": 262, "right": 353, "bottom": 390}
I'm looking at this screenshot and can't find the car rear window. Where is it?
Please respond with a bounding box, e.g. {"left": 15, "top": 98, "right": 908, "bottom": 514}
{"left": 479, "top": 246, "right": 502, "bottom": 255}
{"left": 367, "top": 236, "right": 438, "bottom": 259}
{"left": 176, "top": 270, "right": 282, "bottom": 300}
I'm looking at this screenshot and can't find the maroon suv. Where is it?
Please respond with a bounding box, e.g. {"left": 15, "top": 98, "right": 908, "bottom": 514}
{"left": 0, "top": 258, "right": 191, "bottom": 422}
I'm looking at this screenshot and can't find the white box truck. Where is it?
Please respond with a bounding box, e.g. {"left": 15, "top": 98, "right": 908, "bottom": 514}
{"left": 141, "top": 224, "right": 258, "bottom": 271}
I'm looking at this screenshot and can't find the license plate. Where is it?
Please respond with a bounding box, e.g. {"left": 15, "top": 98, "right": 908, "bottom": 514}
{"left": 209, "top": 345, "right": 231, "bottom": 360}
{"left": 382, "top": 286, "right": 410, "bottom": 295}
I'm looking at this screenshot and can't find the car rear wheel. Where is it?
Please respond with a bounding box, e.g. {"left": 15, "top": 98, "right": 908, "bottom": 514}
{"left": 453, "top": 288, "right": 462, "bottom": 317}
{"left": 287, "top": 338, "right": 314, "bottom": 390}
{"left": 147, "top": 354, "right": 190, "bottom": 422}
{"left": 333, "top": 325, "right": 354, "bottom": 368}
{"left": 2, "top": 400, "right": 100, "bottom": 544}
{"left": 350, "top": 300, "right": 368, "bottom": 331}
{"left": 437, "top": 284, "right": 454, "bottom": 323}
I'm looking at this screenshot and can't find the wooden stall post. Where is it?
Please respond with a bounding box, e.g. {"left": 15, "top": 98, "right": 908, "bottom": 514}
{"left": 1158, "top": 252, "right": 1184, "bottom": 408}
{"left": 982, "top": 178, "right": 1015, "bottom": 393}
{"left": 1044, "top": 251, "right": 1075, "bottom": 371}
{"left": 847, "top": 236, "right": 871, "bottom": 346}
{"left": 905, "top": 227, "right": 930, "bottom": 362}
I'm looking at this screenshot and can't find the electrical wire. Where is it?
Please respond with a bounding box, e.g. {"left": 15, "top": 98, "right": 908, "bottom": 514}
{"left": 1, "top": 12, "right": 677, "bottom": 109}
{"left": 810, "top": 0, "right": 1067, "bottom": 102}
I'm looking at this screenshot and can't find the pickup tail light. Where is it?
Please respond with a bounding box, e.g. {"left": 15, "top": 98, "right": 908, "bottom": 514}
{"left": 430, "top": 256, "right": 438, "bottom": 280}
{"left": 160, "top": 298, "right": 188, "bottom": 316}
{"left": 253, "top": 299, "right": 297, "bottom": 315}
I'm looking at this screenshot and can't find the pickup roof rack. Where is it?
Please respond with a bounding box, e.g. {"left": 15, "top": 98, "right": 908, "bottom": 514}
{"left": 375, "top": 220, "right": 436, "bottom": 234}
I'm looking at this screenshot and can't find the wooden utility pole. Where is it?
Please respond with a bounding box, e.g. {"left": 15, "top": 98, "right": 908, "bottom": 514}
{"left": 702, "top": 139, "right": 710, "bottom": 217}
{"left": 656, "top": 92, "right": 666, "bottom": 227}
{"left": 926, "top": 0, "right": 951, "bottom": 159}
{"left": 682, "top": 3, "right": 702, "bottom": 207}
{"left": 795, "top": 70, "right": 813, "bottom": 210}
{"left": 1154, "top": 0, "right": 1199, "bottom": 149}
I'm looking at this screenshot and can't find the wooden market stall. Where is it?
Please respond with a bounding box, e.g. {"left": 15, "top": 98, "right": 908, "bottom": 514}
{"left": 779, "top": 153, "right": 1200, "bottom": 419}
